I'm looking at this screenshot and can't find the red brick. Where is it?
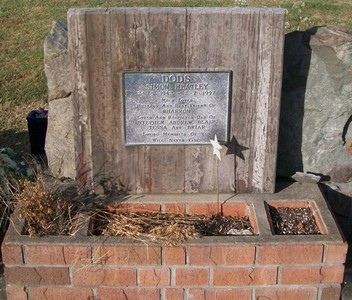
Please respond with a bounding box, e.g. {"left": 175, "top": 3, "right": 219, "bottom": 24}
{"left": 29, "top": 287, "right": 93, "bottom": 300}
{"left": 5, "top": 287, "right": 27, "bottom": 300}
{"left": 164, "top": 203, "right": 186, "bottom": 213}
{"left": 2, "top": 245, "right": 23, "bottom": 265}
{"left": 188, "top": 203, "right": 220, "bottom": 215}
{"left": 188, "top": 288, "right": 251, "bottom": 300}
{"left": 221, "top": 203, "right": 247, "bottom": 216}
{"left": 97, "top": 288, "right": 160, "bottom": 300}
{"left": 112, "top": 203, "right": 161, "bottom": 213}
{"left": 188, "top": 245, "right": 255, "bottom": 265}
{"left": 269, "top": 201, "right": 309, "bottom": 209}
{"left": 25, "top": 245, "right": 64, "bottom": 264}
{"left": 321, "top": 265, "right": 345, "bottom": 283}
{"left": 321, "top": 285, "right": 342, "bottom": 300}
{"left": 5, "top": 266, "right": 69, "bottom": 285}
{"left": 25, "top": 245, "right": 91, "bottom": 265}
{"left": 255, "top": 287, "right": 317, "bottom": 300}
{"left": 258, "top": 244, "right": 323, "bottom": 264}
{"left": 324, "top": 243, "right": 348, "bottom": 263}
{"left": 175, "top": 268, "right": 209, "bottom": 286}
{"left": 63, "top": 245, "right": 92, "bottom": 265}
{"left": 280, "top": 265, "right": 345, "bottom": 284}
{"left": 213, "top": 267, "right": 277, "bottom": 286}
{"left": 163, "top": 246, "right": 186, "bottom": 265}
{"left": 221, "top": 203, "right": 258, "bottom": 234}
{"left": 94, "top": 245, "right": 161, "bottom": 265}
{"left": 164, "top": 288, "right": 184, "bottom": 300}
{"left": 139, "top": 268, "right": 170, "bottom": 286}
{"left": 72, "top": 267, "right": 136, "bottom": 286}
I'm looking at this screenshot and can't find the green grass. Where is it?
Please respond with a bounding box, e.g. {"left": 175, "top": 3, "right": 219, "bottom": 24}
{"left": 1, "top": 0, "right": 352, "bottom": 153}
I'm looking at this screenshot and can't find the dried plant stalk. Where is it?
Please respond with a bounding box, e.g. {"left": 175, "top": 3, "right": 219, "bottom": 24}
{"left": 99, "top": 212, "right": 204, "bottom": 246}
{"left": 15, "top": 177, "right": 79, "bottom": 237}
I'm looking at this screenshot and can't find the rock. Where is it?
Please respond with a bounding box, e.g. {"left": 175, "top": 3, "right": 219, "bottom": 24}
{"left": 45, "top": 96, "right": 76, "bottom": 179}
{"left": 44, "top": 19, "right": 76, "bottom": 179}
{"left": 324, "top": 181, "right": 352, "bottom": 197}
{"left": 277, "top": 25, "right": 352, "bottom": 182}
{"left": 44, "top": 19, "right": 71, "bottom": 101}
{"left": 291, "top": 172, "right": 321, "bottom": 183}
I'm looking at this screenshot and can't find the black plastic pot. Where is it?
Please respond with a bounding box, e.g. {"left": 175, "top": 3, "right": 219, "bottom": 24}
{"left": 27, "top": 110, "right": 48, "bottom": 155}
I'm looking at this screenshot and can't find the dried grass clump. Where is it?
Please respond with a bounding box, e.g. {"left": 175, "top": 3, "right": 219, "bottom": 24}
{"left": 15, "top": 177, "right": 79, "bottom": 237}
{"left": 98, "top": 211, "right": 207, "bottom": 246}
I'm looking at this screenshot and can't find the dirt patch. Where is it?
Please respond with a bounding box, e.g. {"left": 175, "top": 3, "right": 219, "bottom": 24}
{"left": 269, "top": 206, "right": 321, "bottom": 235}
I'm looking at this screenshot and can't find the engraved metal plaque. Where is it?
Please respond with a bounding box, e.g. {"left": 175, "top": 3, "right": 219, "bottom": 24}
{"left": 124, "top": 72, "right": 231, "bottom": 145}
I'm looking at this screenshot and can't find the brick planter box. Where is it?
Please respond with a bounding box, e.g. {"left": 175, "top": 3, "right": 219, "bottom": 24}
{"left": 2, "top": 183, "right": 347, "bottom": 300}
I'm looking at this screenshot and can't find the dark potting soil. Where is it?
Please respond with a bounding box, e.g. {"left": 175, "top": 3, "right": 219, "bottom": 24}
{"left": 195, "top": 214, "right": 254, "bottom": 236}
{"left": 269, "top": 206, "right": 321, "bottom": 235}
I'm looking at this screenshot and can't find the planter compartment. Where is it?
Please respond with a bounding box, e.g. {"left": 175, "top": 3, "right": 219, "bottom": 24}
{"left": 266, "top": 200, "right": 327, "bottom": 235}
{"left": 88, "top": 201, "right": 258, "bottom": 241}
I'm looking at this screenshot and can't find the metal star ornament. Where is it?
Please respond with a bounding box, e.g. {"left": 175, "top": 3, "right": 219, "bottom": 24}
{"left": 210, "top": 134, "right": 222, "bottom": 161}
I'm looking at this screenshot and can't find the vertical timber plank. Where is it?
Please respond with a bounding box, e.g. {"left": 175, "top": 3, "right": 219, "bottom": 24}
{"left": 84, "top": 11, "right": 117, "bottom": 192}
{"left": 185, "top": 8, "right": 236, "bottom": 193}
{"left": 110, "top": 8, "right": 140, "bottom": 193}
{"left": 68, "top": 9, "right": 94, "bottom": 189}
{"left": 260, "top": 11, "right": 285, "bottom": 192}
{"left": 230, "top": 10, "right": 261, "bottom": 193}
{"left": 139, "top": 9, "right": 187, "bottom": 193}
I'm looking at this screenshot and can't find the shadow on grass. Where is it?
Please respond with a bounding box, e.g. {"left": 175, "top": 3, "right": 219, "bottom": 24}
{"left": 0, "top": 129, "right": 30, "bottom": 154}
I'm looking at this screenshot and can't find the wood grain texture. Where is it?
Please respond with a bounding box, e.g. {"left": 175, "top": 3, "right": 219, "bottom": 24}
{"left": 68, "top": 7, "right": 285, "bottom": 194}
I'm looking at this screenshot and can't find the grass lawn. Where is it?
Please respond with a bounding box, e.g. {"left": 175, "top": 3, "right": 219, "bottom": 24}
{"left": 1, "top": 0, "right": 352, "bottom": 154}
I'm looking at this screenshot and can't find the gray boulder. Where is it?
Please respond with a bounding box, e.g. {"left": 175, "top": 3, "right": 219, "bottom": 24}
{"left": 277, "top": 25, "right": 352, "bottom": 182}
{"left": 44, "top": 20, "right": 76, "bottom": 179}
{"left": 46, "top": 96, "right": 76, "bottom": 178}
{"left": 44, "top": 19, "right": 71, "bottom": 101}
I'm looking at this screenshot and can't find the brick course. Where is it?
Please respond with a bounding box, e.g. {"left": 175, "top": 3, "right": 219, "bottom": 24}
{"left": 188, "top": 245, "right": 255, "bottom": 265}
{"left": 25, "top": 245, "right": 91, "bottom": 265}
{"left": 1, "top": 245, "right": 23, "bottom": 265}
{"left": 258, "top": 244, "right": 324, "bottom": 264}
{"left": 324, "top": 243, "right": 348, "bottom": 263}
{"left": 139, "top": 268, "right": 171, "bottom": 286}
{"left": 163, "top": 288, "right": 184, "bottom": 300}
{"left": 5, "top": 287, "right": 27, "bottom": 300}
{"left": 175, "top": 268, "right": 209, "bottom": 286}
{"left": 280, "top": 265, "right": 345, "bottom": 285}
{"left": 320, "top": 286, "right": 342, "bottom": 300}
{"left": 163, "top": 246, "right": 186, "bottom": 265}
{"left": 5, "top": 266, "right": 70, "bottom": 286}
{"left": 213, "top": 267, "right": 277, "bottom": 286}
{"left": 93, "top": 245, "right": 161, "bottom": 265}
{"left": 72, "top": 267, "right": 137, "bottom": 286}
{"left": 96, "top": 288, "right": 160, "bottom": 300}
{"left": 188, "top": 288, "right": 252, "bottom": 300}
{"left": 255, "top": 287, "right": 318, "bottom": 300}
{"left": 29, "top": 287, "right": 94, "bottom": 300}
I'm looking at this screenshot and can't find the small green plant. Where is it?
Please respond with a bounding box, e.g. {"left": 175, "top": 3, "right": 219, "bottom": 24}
{"left": 0, "top": 148, "right": 33, "bottom": 181}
